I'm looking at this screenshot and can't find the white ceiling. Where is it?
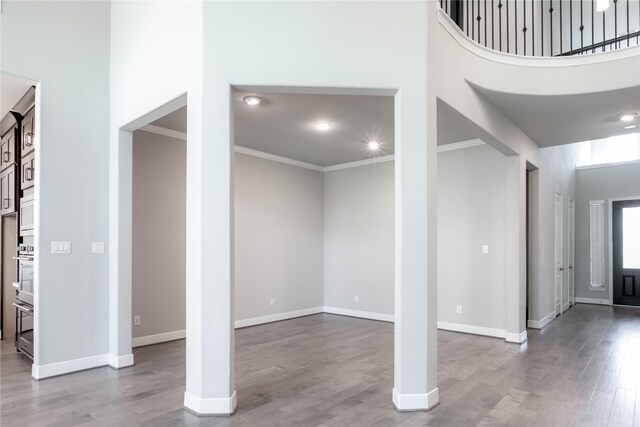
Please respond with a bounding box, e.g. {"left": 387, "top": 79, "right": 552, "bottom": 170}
{"left": 470, "top": 84, "right": 640, "bottom": 147}
{"left": 1, "top": 73, "right": 35, "bottom": 119}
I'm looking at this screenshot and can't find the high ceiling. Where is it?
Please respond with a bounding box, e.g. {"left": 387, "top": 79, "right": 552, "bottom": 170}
{"left": 470, "top": 84, "right": 640, "bottom": 147}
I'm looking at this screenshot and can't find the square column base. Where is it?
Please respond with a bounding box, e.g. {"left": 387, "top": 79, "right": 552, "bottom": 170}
{"left": 392, "top": 387, "right": 440, "bottom": 411}
{"left": 184, "top": 390, "right": 237, "bottom": 416}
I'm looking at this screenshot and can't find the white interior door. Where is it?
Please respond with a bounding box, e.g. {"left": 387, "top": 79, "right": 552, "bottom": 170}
{"left": 568, "top": 200, "right": 575, "bottom": 306}
{"left": 554, "top": 192, "right": 564, "bottom": 316}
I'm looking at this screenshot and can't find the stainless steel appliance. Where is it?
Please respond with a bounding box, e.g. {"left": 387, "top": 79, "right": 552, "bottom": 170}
{"left": 14, "top": 243, "right": 34, "bottom": 359}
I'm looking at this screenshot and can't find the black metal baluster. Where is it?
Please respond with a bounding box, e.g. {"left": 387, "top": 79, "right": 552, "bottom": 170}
{"left": 532, "top": 0, "right": 535, "bottom": 55}
{"left": 560, "top": 0, "right": 563, "bottom": 55}
{"left": 484, "top": 0, "right": 488, "bottom": 46}
{"left": 499, "top": 0, "right": 503, "bottom": 51}
{"left": 549, "top": 0, "right": 553, "bottom": 56}
{"left": 472, "top": 0, "right": 475, "bottom": 41}
{"left": 466, "top": 0, "right": 469, "bottom": 36}
{"left": 603, "top": 6, "right": 606, "bottom": 51}
{"left": 477, "top": 0, "right": 481, "bottom": 42}
{"left": 492, "top": 0, "right": 496, "bottom": 49}
{"left": 627, "top": 0, "right": 630, "bottom": 47}
{"left": 507, "top": 0, "right": 510, "bottom": 53}
{"left": 523, "top": 0, "right": 527, "bottom": 55}
{"left": 580, "top": 0, "right": 584, "bottom": 53}
{"left": 592, "top": 0, "right": 595, "bottom": 53}
{"left": 614, "top": 0, "right": 618, "bottom": 49}
{"left": 515, "top": 0, "right": 518, "bottom": 54}
{"left": 570, "top": 0, "right": 574, "bottom": 55}
{"left": 542, "top": 0, "right": 545, "bottom": 55}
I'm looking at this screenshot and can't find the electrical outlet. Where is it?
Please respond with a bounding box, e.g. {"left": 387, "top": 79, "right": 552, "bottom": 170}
{"left": 482, "top": 245, "right": 489, "bottom": 254}
{"left": 133, "top": 315, "right": 141, "bottom": 326}
{"left": 270, "top": 298, "right": 276, "bottom": 307}
{"left": 354, "top": 295, "right": 359, "bottom": 303}
{"left": 456, "top": 305, "right": 462, "bottom": 314}
{"left": 91, "top": 242, "right": 105, "bottom": 254}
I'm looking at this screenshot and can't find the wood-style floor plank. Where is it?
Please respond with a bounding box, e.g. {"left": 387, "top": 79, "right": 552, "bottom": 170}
{"left": 2, "top": 304, "right": 640, "bottom": 426}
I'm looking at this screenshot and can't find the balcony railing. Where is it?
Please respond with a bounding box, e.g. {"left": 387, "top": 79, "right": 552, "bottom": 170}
{"left": 440, "top": 0, "right": 640, "bottom": 56}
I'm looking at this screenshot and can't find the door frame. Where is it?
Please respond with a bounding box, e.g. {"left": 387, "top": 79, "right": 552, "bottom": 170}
{"left": 608, "top": 195, "right": 640, "bottom": 305}
{"left": 554, "top": 191, "right": 564, "bottom": 316}
{"left": 568, "top": 199, "right": 575, "bottom": 307}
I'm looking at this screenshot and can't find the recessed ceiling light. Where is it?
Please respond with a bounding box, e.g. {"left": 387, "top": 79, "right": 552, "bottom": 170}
{"left": 316, "top": 122, "right": 331, "bottom": 131}
{"left": 243, "top": 96, "right": 262, "bottom": 106}
{"left": 368, "top": 141, "right": 380, "bottom": 151}
{"left": 620, "top": 113, "right": 636, "bottom": 122}
{"left": 625, "top": 125, "right": 637, "bottom": 129}
{"left": 596, "top": 0, "right": 610, "bottom": 11}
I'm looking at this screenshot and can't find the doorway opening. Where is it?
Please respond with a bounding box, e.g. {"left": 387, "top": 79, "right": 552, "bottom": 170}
{"left": 1, "top": 72, "right": 38, "bottom": 366}
{"left": 231, "top": 87, "right": 396, "bottom": 404}
{"left": 130, "top": 107, "right": 187, "bottom": 351}
{"left": 611, "top": 198, "right": 640, "bottom": 306}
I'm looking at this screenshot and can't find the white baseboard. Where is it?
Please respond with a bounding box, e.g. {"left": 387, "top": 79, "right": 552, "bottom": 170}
{"left": 184, "top": 390, "right": 237, "bottom": 415}
{"left": 437, "top": 321, "right": 506, "bottom": 339}
{"left": 323, "top": 306, "right": 394, "bottom": 322}
{"left": 527, "top": 311, "right": 556, "bottom": 329}
{"left": 575, "top": 297, "right": 611, "bottom": 306}
{"left": 505, "top": 330, "right": 528, "bottom": 344}
{"left": 108, "top": 353, "right": 134, "bottom": 369}
{"left": 32, "top": 353, "right": 110, "bottom": 380}
{"left": 392, "top": 387, "right": 439, "bottom": 411}
{"left": 132, "top": 329, "right": 186, "bottom": 348}
{"left": 234, "top": 306, "right": 324, "bottom": 329}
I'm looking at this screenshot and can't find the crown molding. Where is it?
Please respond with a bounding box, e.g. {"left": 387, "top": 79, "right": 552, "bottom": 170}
{"left": 234, "top": 146, "right": 324, "bottom": 171}
{"left": 437, "top": 139, "right": 484, "bottom": 152}
{"left": 323, "top": 155, "right": 395, "bottom": 172}
{"left": 139, "top": 124, "right": 187, "bottom": 141}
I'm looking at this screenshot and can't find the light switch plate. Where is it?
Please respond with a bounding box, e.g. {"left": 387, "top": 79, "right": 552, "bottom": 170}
{"left": 51, "top": 241, "right": 71, "bottom": 254}
{"left": 92, "top": 242, "right": 105, "bottom": 254}
{"left": 482, "top": 245, "right": 489, "bottom": 254}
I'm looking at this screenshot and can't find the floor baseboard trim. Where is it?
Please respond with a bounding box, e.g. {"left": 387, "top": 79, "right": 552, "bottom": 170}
{"left": 527, "top": 311, "right": 556, "bottom": 330}
{"left": 323, "top": 306, "right": 394, "bottom": 323}
{"left": 392, "top": 387, "right": 439, "bottom": 411}
{"left": 32, "top": 353, "right": 110, "bottom": 380}
{"left": 234, "top": 306, "right": 324, "bottom": 329}
{"left": 505, "top": 330, "right": 528, "bottom": 344}
{"left": 108, "top": 353, "right": 134, "bottom": 369}
{"left": 437, "top": 321, "right": 506, "bottom": 339}
{"left": 133, "top": 330, "right": 186, "bottom": 348}
{"left": 575, "top": 297, "right": 611, "bottom": 306}
{"left": 184, "top": 390, "right": 237, "bottom": 415}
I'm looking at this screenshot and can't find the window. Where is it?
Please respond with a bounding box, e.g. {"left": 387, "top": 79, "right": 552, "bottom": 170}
{"left": 623, "top": 206, "right": 640, "bottom": 269}
{"left": 590, "top": 200, "right": 605, "bottom": 289}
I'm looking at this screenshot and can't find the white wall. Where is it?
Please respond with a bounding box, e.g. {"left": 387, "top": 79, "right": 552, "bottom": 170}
{"left": 132, "top": 131, "right": 186, "bottom": 340}
{"left": 575, "top": 161, "right": 640, "bottom": 301}
{"left": 528, "top": 142, "right": 588, "bottom": 325}
{"left": 437, "top": 144, "right": 508, "bottom": 332}
{"left": 1, "top": 1, "right": 111, "bottom": 370}
{"left": 235, "top": 153, "right": 324, "bottom": 321}
{"left": 324, "top": 161, "right": 395, "bottom": 317}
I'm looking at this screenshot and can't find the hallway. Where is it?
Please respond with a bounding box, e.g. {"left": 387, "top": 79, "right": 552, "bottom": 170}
{"left": 1, "top": 304, "right": 640, "bottom": 426}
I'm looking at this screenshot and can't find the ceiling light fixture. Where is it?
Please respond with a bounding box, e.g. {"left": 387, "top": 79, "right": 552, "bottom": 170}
{"left": 243, "top": 96, "right": 262, "bottom": 106}
{"left": 316, "top": 122, "right": 331, "bottom": 131}
{"left": 625, "top": 125, "right": 637, "bottom": 129}
{"left": 596, "top": 0, "right": 610, "bottom": 11}
{"left": 368, "top": 141, "right": 380, "bottom": 151}
{"left": 620, "top": 113, "right": 636, "bottom": 122}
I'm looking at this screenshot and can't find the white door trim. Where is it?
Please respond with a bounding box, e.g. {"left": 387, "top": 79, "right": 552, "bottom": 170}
{"left": 554, "top": 192, "right": 564, "bottom": 316}
{"left": 568, "top": 199, "right": 575, "bottom": 307}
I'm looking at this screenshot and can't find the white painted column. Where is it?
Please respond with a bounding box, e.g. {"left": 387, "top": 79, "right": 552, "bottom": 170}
{"left": 183, "top": 76, "right": 236, "bottom": 414}
{"left": 505, "top": 155, "right": 527, "bottom": 343}
{"left": 392, "top": 85, "right": 439, "bottom": 410}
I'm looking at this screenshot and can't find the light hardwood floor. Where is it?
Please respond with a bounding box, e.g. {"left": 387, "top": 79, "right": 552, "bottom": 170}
{"left": 2, "top": 304, "right": 640, "bottom": 426}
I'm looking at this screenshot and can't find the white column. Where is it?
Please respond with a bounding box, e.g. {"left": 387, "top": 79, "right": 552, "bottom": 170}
{"left": 183, "top": 76, "right": 236, "bottom": 414}
{"left": 505, "top": 155, "right": 527, "bottom": 343}
{"left": 392, "top": 88, "right": 439, "bottom": 411}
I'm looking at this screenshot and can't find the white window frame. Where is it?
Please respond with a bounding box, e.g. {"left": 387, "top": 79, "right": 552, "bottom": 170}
{"left": 589, "top": 200, "right": 606, "bottom": 291}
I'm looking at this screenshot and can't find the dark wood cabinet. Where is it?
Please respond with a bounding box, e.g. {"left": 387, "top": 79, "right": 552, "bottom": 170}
{"left": 0, "top": 165, "right": 16, "bottom": 216}
{"left": 21, "top": 108, "right": 35, "bottom": 157}
{"left": 1, "top": 128, "right": 17, "bottom": 171}
{"left": 20, "top": 152, "right": 35, "bottom": 191}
